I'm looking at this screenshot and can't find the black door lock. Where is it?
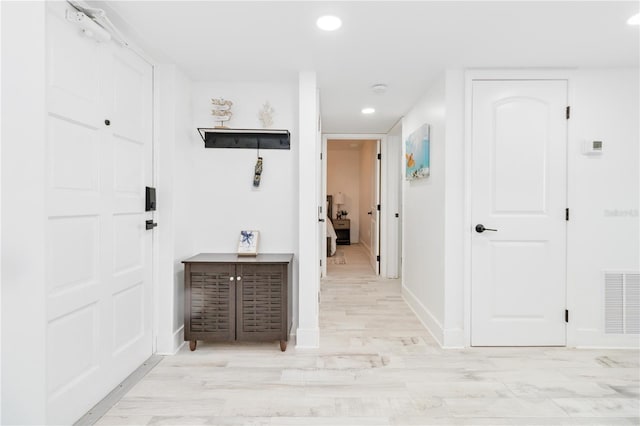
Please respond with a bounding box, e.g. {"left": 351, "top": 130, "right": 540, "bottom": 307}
{"left": 146, "top": 220, "right": 158, "bottom": 230}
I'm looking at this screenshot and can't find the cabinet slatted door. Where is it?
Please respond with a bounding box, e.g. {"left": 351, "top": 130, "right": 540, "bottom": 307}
{"left": 237, "top": 264, "right": 286, "bottom": 341}
{"left": 186, "top": 263, "right": 235, "bottom": 341}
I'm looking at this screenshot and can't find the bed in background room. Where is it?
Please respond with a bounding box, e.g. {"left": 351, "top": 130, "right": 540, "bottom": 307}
{"left": 327, "top": 195, "right": 337, "bottom": 256}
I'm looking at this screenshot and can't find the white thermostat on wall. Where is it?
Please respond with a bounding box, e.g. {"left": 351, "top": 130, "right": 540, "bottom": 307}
{"left": 583, "top": 140, "right": 603, "bottom": 155}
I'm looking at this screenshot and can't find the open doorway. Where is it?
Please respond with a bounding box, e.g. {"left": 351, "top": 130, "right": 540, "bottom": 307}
{"left": 325, "top": 139, "right": 380, "bottom": 276}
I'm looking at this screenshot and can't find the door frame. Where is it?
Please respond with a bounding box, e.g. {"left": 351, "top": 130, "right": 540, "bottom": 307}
{"left": 321, "top": 133, "right": 387, "bottom": 277}
{"left": 463, "top": 69, "right": 575, "bottom": 347}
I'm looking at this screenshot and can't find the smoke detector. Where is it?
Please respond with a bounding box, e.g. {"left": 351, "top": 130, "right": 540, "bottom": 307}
{"left": 371, "top": 84, "right": 388, "bottom": 94}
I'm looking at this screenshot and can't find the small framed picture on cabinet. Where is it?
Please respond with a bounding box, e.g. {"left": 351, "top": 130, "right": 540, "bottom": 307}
{"left": 237, "top": 230, "right": 259, "bottom": 256}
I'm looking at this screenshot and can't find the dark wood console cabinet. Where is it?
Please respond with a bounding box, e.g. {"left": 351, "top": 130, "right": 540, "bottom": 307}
{"left": 183, "top": 253, "right": 293, "bottom": 351}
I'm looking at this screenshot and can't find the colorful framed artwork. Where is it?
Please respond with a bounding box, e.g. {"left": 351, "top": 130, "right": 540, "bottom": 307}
{"left": 237, "top": 230, "right": 259, "bottom": 256}
{"left": 405, "top": 124, "right": 430, "bottom": 180}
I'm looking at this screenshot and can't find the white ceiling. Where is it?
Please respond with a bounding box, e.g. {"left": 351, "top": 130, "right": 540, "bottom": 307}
{"left": 103, "top": 1, "right": 639, "bottom": 134}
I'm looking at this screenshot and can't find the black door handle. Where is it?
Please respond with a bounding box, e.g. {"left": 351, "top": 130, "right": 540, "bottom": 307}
{"left": 146, "top": 220, "right": 158, "bottom": 230}
{"left": 318, "top": 218, "right": 325, "bottom": 222}
{"left": 367, "top": 211, "right": 373, "bottom": 215}
{"left": 475, "top": 224, "right": 497, "bottom": 233}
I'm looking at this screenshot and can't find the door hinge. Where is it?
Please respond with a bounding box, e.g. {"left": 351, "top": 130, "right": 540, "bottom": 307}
{"left": 377, "top": 153, "right": 381, "bottom": 160}
{"left": 320, "top": 259, "right": 322, "bottom": 267}
{"left": 566, "top": 106, "right": 570, "bottom": 119}
{"left": 565, "top": 208, "right": 570, "bottom": 221}
{"left": 377, "top": 204, "right": 381, "bottom": 211}
{"left": 565, "top": 309, "right": 569, "bottom": 323}
{"left": 320, "top": 153, "right": 323, "bottom": 160}
{"left": 376, "top": 255, "right": 380, "bottom": 262}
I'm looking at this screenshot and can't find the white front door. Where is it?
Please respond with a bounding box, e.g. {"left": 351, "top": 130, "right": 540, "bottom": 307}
{"left": 471, "top": 79, "right": 568, "bottom": 346}
{"left": 45, "top": 3, "right": 153, "bottom": 423}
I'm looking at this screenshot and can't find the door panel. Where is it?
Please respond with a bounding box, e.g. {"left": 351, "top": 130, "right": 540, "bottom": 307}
{"left": 471, "top": 80, "right": 567, "bottom": 346}
{"left": 489, "top": 241, "right": 549, "bottom": 318}
{"left": 47, "top": 6, "right": 100, "bottom": 127}
{"left": 45, "top": 3, "right": 153, "bottom": 423}
{"left": 47, "top": 216, "right": 99, "bottom": 294}
{"left": 188, "top": 264, "right": 235, "bottom": 341}
{"left": 47, "top": 116, "right": 101, "bottom": 217}
{"left": 493, "top": 98, "right": 548, "bottom": 213}
{"left": 112, "top": 54, "right": 146, "bottom": 142}
{"left": 46, "top": 303, "right": 99, "bottom": 395}
{"left": 237, "top": 264, "right": 284, "bottom": 341}
{"left": 112, "top": 284, "right": 145, "bottom": 353}
{"left": 113, "top": 213, "right": 144, "bottom": 273}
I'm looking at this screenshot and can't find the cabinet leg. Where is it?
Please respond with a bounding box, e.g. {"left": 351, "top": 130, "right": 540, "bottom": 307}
{"left": 189, "top": 340, "right": 197, "bottom": 351}
{"left": 279, "top": 340, "right": 287, "bottom": 352}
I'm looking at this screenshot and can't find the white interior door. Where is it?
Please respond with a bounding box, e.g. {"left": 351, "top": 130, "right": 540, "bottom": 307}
{"left": 471, "top": 79, "right": 567, "bottom": 346}
{"left": 385, "top": 128, "right": 402, "bottom": 279}
{"left": 370, "top": 140, "right": 381, "bottom": 274}
{"left": 45, "top": 3, "right": 153, "bottom": 423}
{"left": 320, "top": 135, "right": 328, "bottom": 277}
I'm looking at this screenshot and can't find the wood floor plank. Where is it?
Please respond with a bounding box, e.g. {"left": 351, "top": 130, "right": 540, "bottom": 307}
{"left": 96, "top": 244, "right": 640, "bottom": 425}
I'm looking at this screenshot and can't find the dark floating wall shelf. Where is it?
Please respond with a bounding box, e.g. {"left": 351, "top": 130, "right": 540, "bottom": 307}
{"left": 197, "top": 128, "right": 290, "bottom": 150}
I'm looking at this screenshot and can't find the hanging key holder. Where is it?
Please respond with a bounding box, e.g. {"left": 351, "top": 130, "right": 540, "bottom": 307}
{"left": 253, "top": 140, "right": 263, "bottom": 187}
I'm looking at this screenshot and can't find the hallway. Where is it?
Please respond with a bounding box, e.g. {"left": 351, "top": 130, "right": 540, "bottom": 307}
{"left": 326, "top": 243, "right": 376, "bottom": 277}
{"left": 96, "top": 248, "right": 640, "bottom": 425}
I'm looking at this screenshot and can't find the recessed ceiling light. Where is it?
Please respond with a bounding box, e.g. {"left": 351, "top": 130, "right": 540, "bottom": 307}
{"left": 316, "top": 15, "right": 342, "bottom": 31}
{"left": 361, "top": 107, "right": 375, "bottom": 114}
{"left": 371, "top": 84, "right": 388, "bottom": 94}
{"left": 628, "top": 13, "right": 640, "bottom": 26}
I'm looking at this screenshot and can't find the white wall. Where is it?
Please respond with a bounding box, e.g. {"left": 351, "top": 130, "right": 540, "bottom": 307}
{"left": 172, "top": 70, "right": 197, "bottom": 347}
{"left": 190, "top": 79, "right": 300, "bottom": 329}
{"left": 442, "top": 69, "right": 466, "bottom": 347}
{"left": 0, "top": 2, "right": 3, "bottom": 417}
{"left": 191, "top": 81, "right": 298, "bottom": 253}
{"left": 155, "top": 64, "right": 196, "bottom": 354}
{"left": 327, "top": 144, "right": 360, "bottom": 242}
{"left": 297, "top": 72, "right": 320, "bottom": 348}
{"left": 456, "top": 69, "right": 640, "bottom": 348}
{"left": 568, "top": 69, "right": 639, "bottom": 347}
{"left": 403, "top": 68, "right": 640, "bottom": 349}
{"left": 401, "top": 75, "right": 448, "bottom": 344}
{"left": 1, "top": 2, "right": 48, "bottom": 423}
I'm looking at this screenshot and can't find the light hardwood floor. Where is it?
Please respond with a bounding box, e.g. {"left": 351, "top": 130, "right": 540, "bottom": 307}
{"left": 97, "top": 244, "right": 639, "bottom": 425}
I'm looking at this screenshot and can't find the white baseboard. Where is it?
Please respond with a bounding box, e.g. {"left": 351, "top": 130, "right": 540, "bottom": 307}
{"left": 171, "top": 326, "right": 185, "bottom": 353}
{"left": 156, "top": 326, "right": 184, "bottom": 355}
{"left": 571, "top": 327, "right": 640, "bottom": 349}
{"left": 360, "top": 240, "right": 376, "bottom": 271}
{"left": 401, "top": 285, "right": 444, "bottom": 347}
{"left": 361, "top": 240, "right": 371, "bottom": 256}
{"left": 443, "top": 327, "right": 465, "bottom": 348}
{"left": 295, "top": 327, "right": 319, "bottom": 348}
